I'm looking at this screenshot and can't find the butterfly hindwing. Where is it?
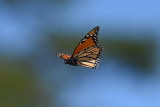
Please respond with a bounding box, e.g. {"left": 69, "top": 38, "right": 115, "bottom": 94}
{"left": 76, "top": 45, "right": 103, "bottom": 68}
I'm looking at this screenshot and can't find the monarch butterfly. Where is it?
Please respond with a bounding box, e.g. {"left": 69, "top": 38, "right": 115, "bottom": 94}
{"left": 57, "top": 26, "right": 103, "bottom": 68}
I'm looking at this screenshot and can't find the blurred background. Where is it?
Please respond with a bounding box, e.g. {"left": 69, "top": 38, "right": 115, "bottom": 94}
{"left": 0, "top": 0, "right": 160, "bottom": 107}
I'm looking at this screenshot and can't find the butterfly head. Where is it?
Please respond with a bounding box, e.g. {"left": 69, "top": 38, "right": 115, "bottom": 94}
{"left": 64, "top": 57, "right": 77, "bottom": 65}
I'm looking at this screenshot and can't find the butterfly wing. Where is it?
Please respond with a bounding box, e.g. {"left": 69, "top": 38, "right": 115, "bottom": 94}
{"left": 57, "top": 53, "right": 71, "bottom": 60}
{"left": 71, "top": 26, "right": 103, "bottom": 68}
{"left": 71, "top": 26, "right": 100, "bottom": 57}
{"left": 76, "top": 45, "right": 103, "bottom": 68}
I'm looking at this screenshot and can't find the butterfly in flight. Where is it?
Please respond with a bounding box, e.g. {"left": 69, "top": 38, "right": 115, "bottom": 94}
{"left": 57, "top": 26, "right": 103, "bottom": 68}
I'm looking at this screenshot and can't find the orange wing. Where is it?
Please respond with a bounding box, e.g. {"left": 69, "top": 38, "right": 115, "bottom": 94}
{"left": 72, "top": 26, "right": 100, "bottom": 57}
{"left": 57, "top": 53, "right": 71, "bottom": 60}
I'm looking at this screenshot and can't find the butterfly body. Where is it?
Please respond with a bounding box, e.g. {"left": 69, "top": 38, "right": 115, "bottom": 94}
{"left": 64, "top": 57, "right": 78, "bottom": 66}
{"left": 57, "top": 26, "right": 103, "bottom": 68}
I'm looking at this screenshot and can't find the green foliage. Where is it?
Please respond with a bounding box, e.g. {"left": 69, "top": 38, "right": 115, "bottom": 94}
{"left": 104, "top": 39, "right": 156, "bottom": 70}
{"left": 0, "top": 59, "right": 49, "bottom": 107}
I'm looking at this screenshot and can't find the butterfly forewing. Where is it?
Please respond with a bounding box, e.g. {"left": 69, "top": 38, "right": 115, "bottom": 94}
{"left": 72, "top": 26, "right": 100, "bottom": 57}
{"left": 57, "top": 53, "right": 71, "bottom": 60}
